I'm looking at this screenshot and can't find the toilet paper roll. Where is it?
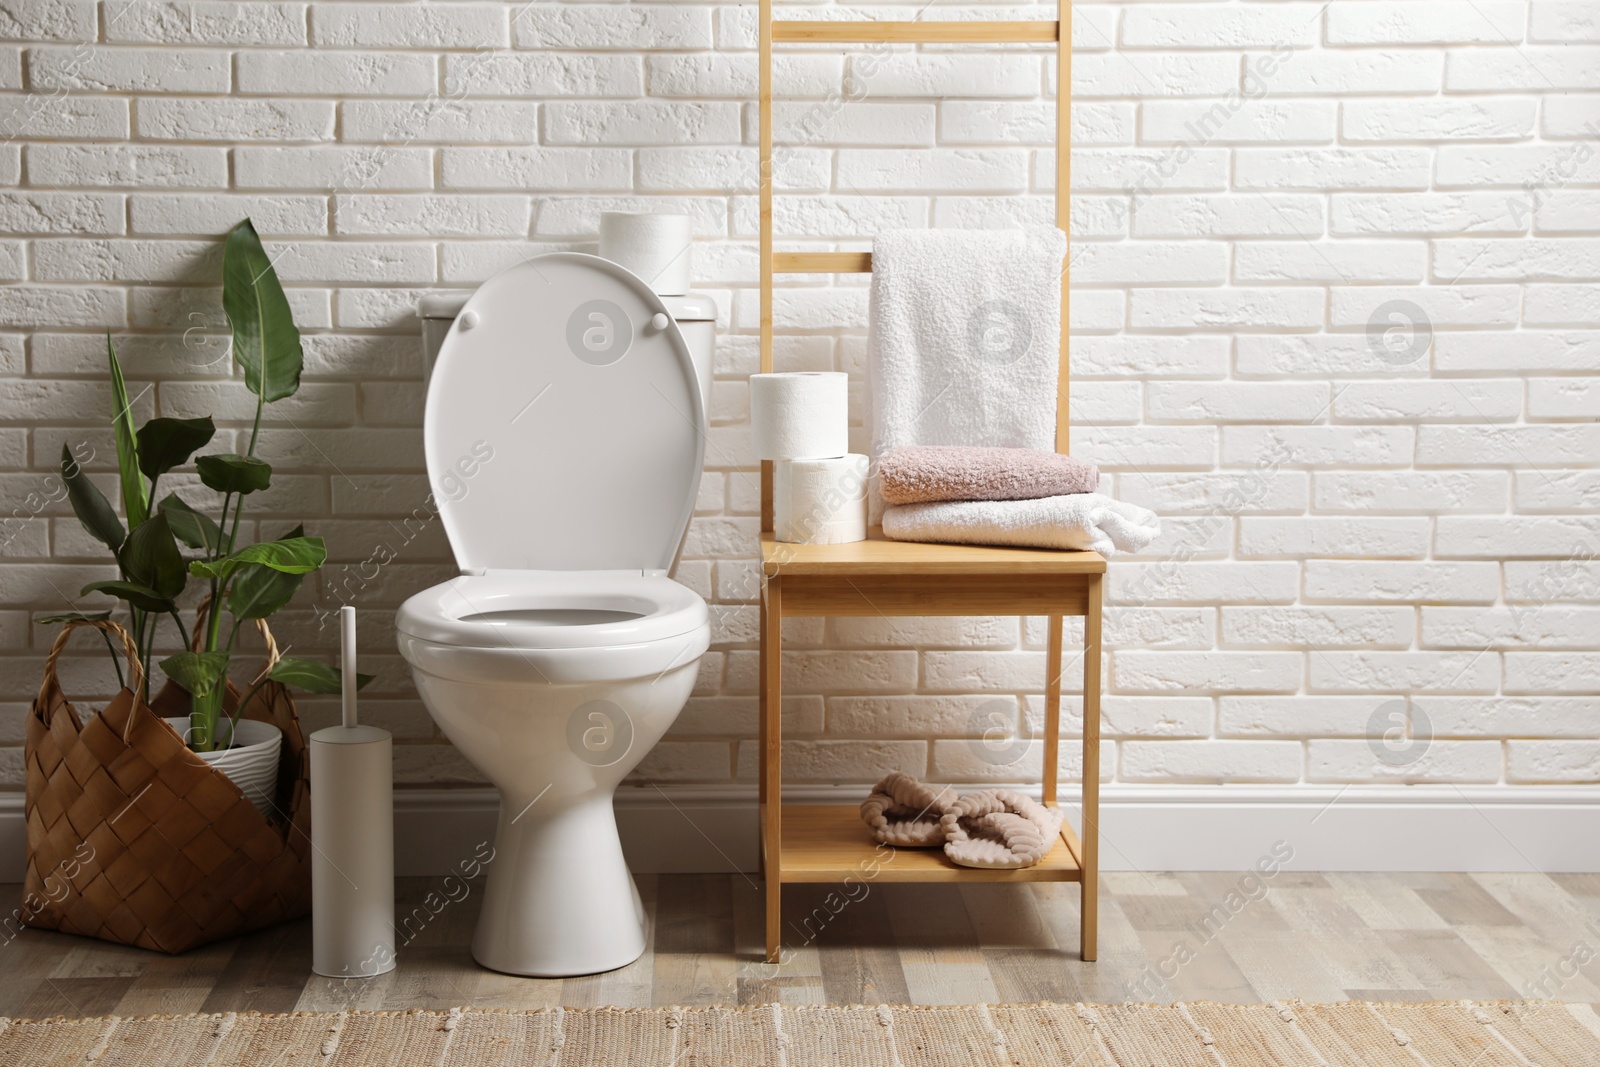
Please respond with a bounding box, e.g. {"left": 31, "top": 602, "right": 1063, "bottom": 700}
{"left": 599, "top": 212, "right": 693, "bottom": 296}
{"left": 775, "top": 454, "right": 869, "bottom": 544}
{"left": 750, "top": 372, "right": 849, "bottom": 460}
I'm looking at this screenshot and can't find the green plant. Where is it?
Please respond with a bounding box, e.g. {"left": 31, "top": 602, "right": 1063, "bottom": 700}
{"left": 48, "top": 218, "right": 369, "bottom": 752}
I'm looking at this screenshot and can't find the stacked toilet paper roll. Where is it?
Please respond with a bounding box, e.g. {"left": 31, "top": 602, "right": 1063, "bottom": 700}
{"left": 599, "top": 212, "right": 692, "bottom": 296}
{"left": 749, "top": 371, "right": 866, "bottom": 544}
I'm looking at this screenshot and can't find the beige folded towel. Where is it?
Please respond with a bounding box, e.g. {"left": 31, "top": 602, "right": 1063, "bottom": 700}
{"left": 878, "top": 445, "right": 1099, "bottom": 505}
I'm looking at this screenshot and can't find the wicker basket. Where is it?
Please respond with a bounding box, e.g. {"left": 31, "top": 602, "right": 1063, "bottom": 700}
{"left": 22, "top": 618, "right": 312, "bottom": 954}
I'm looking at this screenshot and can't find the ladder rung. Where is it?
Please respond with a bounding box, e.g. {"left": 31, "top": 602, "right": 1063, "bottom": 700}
{"left": 773, "top": 251, "right": 873, "bottom": 274}
{"left": 771, "top": 20, "right": 1059, "bottom": 44}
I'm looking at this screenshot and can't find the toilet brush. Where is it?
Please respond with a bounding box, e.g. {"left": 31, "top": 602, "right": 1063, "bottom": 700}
{"left": 311, "top": 606, "right": 396, "bottom": 978}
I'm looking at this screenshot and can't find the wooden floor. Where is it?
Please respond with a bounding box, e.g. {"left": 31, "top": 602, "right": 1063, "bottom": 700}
{"left": 4, "top": 871, "right": 1600, "bottom": 1018}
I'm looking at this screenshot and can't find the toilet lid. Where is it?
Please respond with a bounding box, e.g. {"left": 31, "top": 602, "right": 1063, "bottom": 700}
{"left": 425, "top": 253, "right": 705, "bottom": 572}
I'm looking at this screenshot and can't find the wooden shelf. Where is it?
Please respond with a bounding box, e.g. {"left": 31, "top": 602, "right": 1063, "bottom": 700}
{"left": 762, "top": 529, "right": 1106, "bottom": 577}
{"left": 771, "top": 20, "right": 1059, "bottom": 44}
{"left": 774, "top": 805, "right": 1083, "bottom": 884}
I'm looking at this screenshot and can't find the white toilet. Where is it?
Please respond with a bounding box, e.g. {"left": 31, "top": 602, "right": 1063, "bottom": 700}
{"left": 399, "top": 254, "right": 716, "bottom": 977}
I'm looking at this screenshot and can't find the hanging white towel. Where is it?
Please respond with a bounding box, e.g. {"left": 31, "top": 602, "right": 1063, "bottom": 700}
{"left": 881, "top": 493, "right": 1160, "bottom": 558}
{"left": 866, "top": 228, "right": 1066, "bottom": 519}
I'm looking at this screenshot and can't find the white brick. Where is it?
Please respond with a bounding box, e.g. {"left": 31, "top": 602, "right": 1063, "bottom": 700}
{"left": 0, "top": 96, "right": 128, "bottom": 139}
{"left": 235, "top": 146, "right": 433, "bottom": 191}
{"left": 1219, "top": 696, "right": 1379, "bottom": 737}
{"left": 129, "top": 194, "right": 327, "bottom": 236}
{"left": 1072, "top": 53, "right": 1239, "bottom": 97}
{"left": 1103, "top": 607, "right": 1215, "bottom": 649}
{"left": 1119, "top": 470, "right": 1308, "bottom": 514}
{"left": 33, "top": 239, "right": 214, "bottom": 282}
{"left": 1142, "top": 100, "right": 1335, "bottom": 145}
{"left": 1438, "top": 145, "right": 1600, "bottom": 187}
{"left": 1223, "top": 426, "right": 1414, "bottom": 468}
{"left": 0, "top": 0, "right": 97, "bottom": 40}
{"left": 1344, "top": 98, "right": 1536, "bottom": 142}
{"left": 1235, "top": 147, "right": 1432, "bottom": 190}
{"left": 139, "top": 98, "right": 333, "bottom": 142}
{"left": 106, "top": 1, "right": 307, "bottom": 45}
{"left": 1235, "top": 241, "right": 1427, "bottom": 284}
{"left": 1121, "top": 740, "right": 1302, "bottom": 783}
{"left": 1437, "top": 517, "right": 1600, "bottom": 558}
{"left": 1308, "top": 740, "right": 1502, "bottom": 783}
{"left": 1223, "top": 606, "right": 1413, "bottom": 649}
{"left": 1122, "top": 4, "right": 1323, "bottom": 48}
{"left": 1075, "top": 426, "right": 1219, "bottom": 469}
{"left": 1075, "top": 148, "right": 1230, "bottom": 192}
{"left": 1314, "top": 471, "right": 1509, "bottom": 513}
{"left": 923, "top": 651, "right": 1060, "bottom": 692}
{"left": 1330, "top": 193, "right": 1527, "bottom": 236}
{"left": 857, "top": 54, "right": 1042, "bottom": 98}
{"left": 1146, "top": 382, "right": 1327, "bottom": 423}
{"left": 1537, "top": 192, "right": 1600, "bottom": 234}
{"left": 342, "top": 100, "right": 537, "bottom": 144}
{"left": 1529, "top": 377, "right": 1600, "bottom": 419}
{"left": 444, "top": 147, "right": 631, "bottom": 192}
{"left": 1071, "top": 242, "right": 1227, "bottom": 285}
{"left": 0, "top": 192, "right": 121, "bottom": 235}
{"left": 773, "top": 102, "right": 934, "bottom": 147}
{"left": 1333, "top": 379, "right": 1522, "bottom": 422}
{"left": 1424, "top": 606, "right": 1600, "bottom": 649}
{"left": 1260, "top": 51, "right": 1443, "bottom": 95}
{"left": 237, "top": 50, "right": 436, "bottom": 96}
{"left": 1133, "top": 195, "right": 1323, "bottom": 238}
{"left": 1115, "top": 650, "right": 1301, "bottom": 693}
{"left": 1515, "top": 470, "right": 1600, "bottom": 511}
{"left": 1505, "top": 653, "right": 1600, "bottom": 693}
{"left": 1435, "top": 331, "right": 1600, "bottom": 372}
{"left": 334, "top": 194, "right": 529, "bottom": 237}
{"left": 1422, "top": 697, "right": 1600, "bottom": 737}
{"left": 1310, "top": 652, "right": 1498, "bottom": 693}
{"left": 1305, "top": 560, "right": 1501, "bottom": 607}
{"left": 1234, "top": 335, "right": 1426, "bottom": 378}
{"left": 312, "top": 4, "right": 506, "bottom": 47}
{"left": 1327, "top": 1, "right": 1525, "bottom": 44}
{"left": 943, "top": 101, "right": 1134, "bottom": 145}
{"left": 1508, "top": 741, "right": 1600, "bottom": 782}
{"left": 450, "top": 52, "right": 642, "bottom": 98}
{"left": 545, "top": 102, "right": 739, "bottom": 146}
{"left": 1542, "top": 95, "right": 1600, "bottom": 137}
{"left": 1418, "top": 426, "right": 1600, "bottom": 467}
{"left": 1448, "top": 48, "right": 1600, "bottom": 91}
{"left": 836, "top": 149, "right": 1029, "bottom": 193}
{"left": 1533, "top": 2, "right": 1600, "bottom": 41}
{"left": 1238, "top": 517, "right": 1430, "bottom": 559}
{"left": 30, "top": 46, "right": 230, "bottom": 92}
{"left": 1130, "top": 288, "right": 1324, "bottom": 329}
{"left": 1507, "top": 561, "right": 1600, "bottom": 603}
{"left": 1435, "top": 238, "right": 1600, "bottom": 282}
{"left": 1329, "top": 285, "right": 1519, "bottom": 328}
{"left": 1112, "top": 562, "right": 1301, "bottom": 605}
{"left": 514, "top": 5, "right": 712, "bottom": 50}
{"left": 1074, "top": 336, "right": 1228, "bottom": 379}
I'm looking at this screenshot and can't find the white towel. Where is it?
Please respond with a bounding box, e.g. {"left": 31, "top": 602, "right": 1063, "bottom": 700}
{"left": 866, "top": 228, "right": 1066, "bottom": 519}
{"left": 881, "top": 493, "right": 1160, "bottom": 558}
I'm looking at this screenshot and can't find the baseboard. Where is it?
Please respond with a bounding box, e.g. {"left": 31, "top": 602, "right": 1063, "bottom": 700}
{"left": 4, "top": 784, "right": 1598, "bottom": 881}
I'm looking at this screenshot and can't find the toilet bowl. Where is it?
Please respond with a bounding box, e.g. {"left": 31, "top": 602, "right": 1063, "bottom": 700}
{"left": 398, "top": 253, "right": 715, "bottom": 976}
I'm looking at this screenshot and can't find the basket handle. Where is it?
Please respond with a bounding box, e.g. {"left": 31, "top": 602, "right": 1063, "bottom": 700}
{"left": 191, "top": 596, "right": 283, "bottom": 685}
{"left": 39, "top": 618, "right": 147, "bottom": 738}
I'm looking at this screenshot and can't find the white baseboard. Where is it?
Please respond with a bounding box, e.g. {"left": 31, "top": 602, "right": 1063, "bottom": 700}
{"left": 4, "top": 784, "right": 1598, "bottom": 881}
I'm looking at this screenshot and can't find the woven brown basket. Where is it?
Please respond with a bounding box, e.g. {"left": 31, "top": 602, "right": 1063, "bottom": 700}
{"left": 22, "top": 617, "right": 312, "bottom": 954}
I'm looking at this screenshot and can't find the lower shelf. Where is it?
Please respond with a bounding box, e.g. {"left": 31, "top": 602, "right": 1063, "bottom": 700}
{"left": 770, "top": 804, "right": 1083, "bottom": 884}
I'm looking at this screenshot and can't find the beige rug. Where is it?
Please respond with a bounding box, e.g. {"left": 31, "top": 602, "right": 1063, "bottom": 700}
{"left": 2, "top": 1001, "right": 1597, "bottom": 1066}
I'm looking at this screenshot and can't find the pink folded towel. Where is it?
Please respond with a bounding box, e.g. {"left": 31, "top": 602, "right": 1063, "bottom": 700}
{"left": 878, "top": 445, "right": 1099, "bottom": 505}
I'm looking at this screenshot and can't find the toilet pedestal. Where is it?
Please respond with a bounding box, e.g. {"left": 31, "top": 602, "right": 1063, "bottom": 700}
{"left": 472, "top": 790, "right": 646, "bottom": 977}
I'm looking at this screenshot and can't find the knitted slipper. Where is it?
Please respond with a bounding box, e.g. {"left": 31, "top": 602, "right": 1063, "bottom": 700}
{"left": 860, "top": 773, "right": 955, "bottom": 847}
{"left": 940, "top": 789, "right": 1065, "bottom": 869}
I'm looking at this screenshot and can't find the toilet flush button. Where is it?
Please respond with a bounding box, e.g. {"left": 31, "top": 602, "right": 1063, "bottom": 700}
{"left": 650, "top": 313, "right": 669, "bottom": 331}
{"left": 459, "top": 310, "right": 480, "bottom": 330}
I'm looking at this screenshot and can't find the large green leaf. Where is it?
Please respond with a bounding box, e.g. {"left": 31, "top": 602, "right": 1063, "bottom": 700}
{"left": 189, "top": 535, "right": 326, "bottom": 580}
{"left": 222, "top": 218, "right": 303, "bottom": 404}
{"left": 227, "top": 563, "right": 303, "bottom": 620}
{"left": 269, "top": 656, "right": 374, "bottom": 695}
{"left": 80, "top": 579, "right": 175, "bottom": 613}
{"left": 120, "top": 513, "right": 186, "bottom": 599}
{"left": 196, "top": 453, "right": 272, "bottom": 495}
{"left": 106, "top": 336, "right": 148, "bottom": 530}
{"left": 60, "top": 443, "right": 124, "bottom": 551}
{"left": 157, "top": 493, "right": 224, "bottom": 553}
{"left": 159, "top": 650, "right": 230, "bottom": 699}
{"left": 137, "top": 416, "right": 215, "bottom": 481}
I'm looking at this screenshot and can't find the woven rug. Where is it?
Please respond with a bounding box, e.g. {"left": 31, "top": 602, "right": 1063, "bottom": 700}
{"left": 2, "top": 1000, "right": 1597, "bottom": 1066}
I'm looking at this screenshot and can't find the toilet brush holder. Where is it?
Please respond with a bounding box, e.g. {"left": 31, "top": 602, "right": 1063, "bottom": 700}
{"left": 311, "top": 607, "right": 395, "bottom": 978}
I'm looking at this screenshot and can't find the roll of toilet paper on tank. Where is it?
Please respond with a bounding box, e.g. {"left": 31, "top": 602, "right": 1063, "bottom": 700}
{"left": 599, "top": 212, "right": 693, "bottom": 296}
{"left": 775, "top": 454, "right": 869, "bottom": 544}
{"left": 750, "top": 372, "right": 849, "bottom": 460}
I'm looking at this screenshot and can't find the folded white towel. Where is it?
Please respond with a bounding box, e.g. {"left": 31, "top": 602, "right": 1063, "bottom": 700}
{"left": 866, "top": 228, "right": 1066, "bottom": 519}
{"left": 881, "top": 492, "right": 1160, "bottom": 557}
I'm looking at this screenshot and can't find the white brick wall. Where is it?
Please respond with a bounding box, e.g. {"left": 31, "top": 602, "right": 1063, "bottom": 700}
{"left": 0, "top": 0, "right": 1594, "bottom": 794}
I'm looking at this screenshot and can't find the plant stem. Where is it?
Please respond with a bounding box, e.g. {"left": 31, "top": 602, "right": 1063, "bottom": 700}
{"left": 168, "top": 610, "right": 190, "bottom": 651}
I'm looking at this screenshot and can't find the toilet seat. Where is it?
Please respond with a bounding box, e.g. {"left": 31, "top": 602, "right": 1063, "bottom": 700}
{"left": 396, "top": 570, "right": 710, "bottom": 685}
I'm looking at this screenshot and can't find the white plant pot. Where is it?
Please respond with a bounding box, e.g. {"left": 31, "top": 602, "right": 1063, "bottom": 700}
{"left": 165, "top": 717, "right": 283, "bottom": 819}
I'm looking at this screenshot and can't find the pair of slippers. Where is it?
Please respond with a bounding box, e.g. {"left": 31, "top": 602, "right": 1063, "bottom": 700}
{"left": 859, "top": 772, "right": 1064, "bottom": 870}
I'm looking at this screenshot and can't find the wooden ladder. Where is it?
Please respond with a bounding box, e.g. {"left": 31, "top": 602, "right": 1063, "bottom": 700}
{"left": 758, "top": 2, "right": 1103, "bottom": 964}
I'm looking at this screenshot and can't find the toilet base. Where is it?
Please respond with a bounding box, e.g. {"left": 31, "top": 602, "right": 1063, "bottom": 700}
{"left": 469, "top": 790, "right": 648, "bottom": 977}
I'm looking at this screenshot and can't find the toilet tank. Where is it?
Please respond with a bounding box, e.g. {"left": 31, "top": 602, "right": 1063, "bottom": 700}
{"left": 417, "top": 290, "right": 716, "bottom": 422}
